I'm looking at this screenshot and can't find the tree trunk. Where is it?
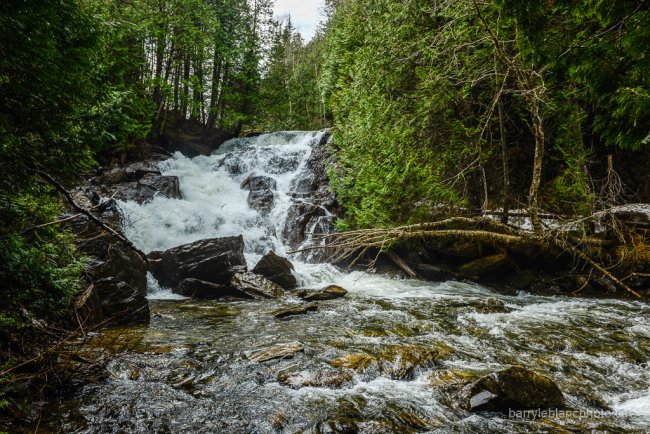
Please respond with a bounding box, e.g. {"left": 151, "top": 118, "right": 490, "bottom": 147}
{"left": 527, "top": 96, "right": 545, "bottom": 233}
{"left": 498, "top": 97, "right": 510, "bottom": 224}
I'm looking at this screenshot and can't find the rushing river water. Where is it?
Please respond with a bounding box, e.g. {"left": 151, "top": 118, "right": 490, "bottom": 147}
{"left": 48, "top": 132, "right": 650, "bottom": 433}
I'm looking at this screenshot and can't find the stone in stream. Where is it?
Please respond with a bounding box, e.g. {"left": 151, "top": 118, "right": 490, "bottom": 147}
{"left": 273, "top": 303, "right": 318, "bottom": 319}
{"left": 241, "top": 174, "right": 277, "bottom": 214}
{"left": 277, "top": 369, "right": 353, "bottom": 388}
{"left": 330, "top": 353, "right": 375, "bottom": 372}
{"left": 230, "top": 272, "right": 284, "bottom": 298}
{"left": 466, "top": 366, "right": 565, "bottom": 412}
{"left": 330, "top": 345, "right": 441, "bottom": 380}
{"left": 252, "top": 251, "right": 297, "bottom": 290}
{"left": 240, "top": 173, "right": 277, "bottom": 191}
{"left": 379, "top": 345, "right": 440, "bottom": 380}
{"left": 246, "top": 342, "right": 304, "bottom": 363}
{"left": 247, "top": 188, "right": 275, "bottom": 214}
{"left": 293, "top": 285, "right": 348, "bottom": 301}
{"left": 176, "top": 278, "right": 254, "bottom": 299}
{"left": 148, "top": 236, "right": 246, "bottom": 290}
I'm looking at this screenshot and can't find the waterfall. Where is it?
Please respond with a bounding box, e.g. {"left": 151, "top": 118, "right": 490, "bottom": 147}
{"left": 118, "top": 130, "right": 341, "bottom": 295}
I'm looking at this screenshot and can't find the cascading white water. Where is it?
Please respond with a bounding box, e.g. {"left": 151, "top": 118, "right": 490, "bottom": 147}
{"left": 119, "top": 130, "right": 343, "bottom": 296}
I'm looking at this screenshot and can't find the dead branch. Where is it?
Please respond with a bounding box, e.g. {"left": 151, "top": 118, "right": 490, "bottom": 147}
{"left": 37, "top": 171, "right": 149, "bottom": 264}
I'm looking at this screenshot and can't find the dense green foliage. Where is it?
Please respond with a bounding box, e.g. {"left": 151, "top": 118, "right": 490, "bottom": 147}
{"left": 323, "top": 0, "right": 650, "bottom": 228}
{"left": 1, "top": 0, "right": 99, "bottom": 336}
{"left": 257, "top": 19, "right": 329, "bottom": 130}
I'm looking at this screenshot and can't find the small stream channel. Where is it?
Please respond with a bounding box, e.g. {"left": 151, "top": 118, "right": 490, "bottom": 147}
{"left": 45, "top": 132, "right": 650, "bottom": 433}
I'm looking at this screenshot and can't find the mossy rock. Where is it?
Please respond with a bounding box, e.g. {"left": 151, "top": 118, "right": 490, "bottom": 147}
{"left": 378, "top": 345, "right": 441, "bottom": 380}
{"left": 330, "top": 353, "right": 375, "bottom": 372}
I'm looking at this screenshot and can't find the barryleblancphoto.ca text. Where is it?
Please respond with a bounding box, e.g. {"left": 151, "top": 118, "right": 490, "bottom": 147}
{"left": 509, "top": 409, "right": 631, "bottom": 420}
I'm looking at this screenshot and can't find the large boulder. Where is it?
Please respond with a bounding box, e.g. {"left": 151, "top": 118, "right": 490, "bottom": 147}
{"left": 148, "top": 236, "right": 246, "bottom": 290}
{"left": 65, "top": 198, "right": 149, "bottom": 326}
{"left": 230, "top": 272, "right": 284, "bottom": 298}
{"left": 241, "top": 174, "right": 277, "bottom": 214}
{"left": 93, "top": 160, "right": 181, "bottom": 204}
{"left": 240, "top": 174, "right": 277, "bottom": 191}
{"left": 466, "top": 366, "right": 565, "bottom": 412}
{"left": 252, "top": 251, "right": 297, "bottom": 290}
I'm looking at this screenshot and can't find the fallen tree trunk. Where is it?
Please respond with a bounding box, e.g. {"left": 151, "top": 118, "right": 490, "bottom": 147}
{"left": 292, "top": 215, "right": 645, "bottom": 299}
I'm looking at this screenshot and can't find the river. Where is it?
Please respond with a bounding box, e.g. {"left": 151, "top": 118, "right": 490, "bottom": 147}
{"left": 47, "top": 131, "right": 650, "bottom": 433}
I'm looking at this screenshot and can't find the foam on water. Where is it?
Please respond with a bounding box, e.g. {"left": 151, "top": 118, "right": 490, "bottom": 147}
{"left": 613, "top": 391, "right": 650, "bottom": 417}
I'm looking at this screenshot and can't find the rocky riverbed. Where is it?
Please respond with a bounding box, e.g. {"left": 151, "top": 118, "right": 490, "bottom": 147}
{"left": 38, "top": 131, "right": 650, "bottom": 433}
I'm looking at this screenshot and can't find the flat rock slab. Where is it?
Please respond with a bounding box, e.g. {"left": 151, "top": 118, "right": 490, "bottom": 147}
{"left": 294, "top": 285, "right": 348, "bottom": 301}
{"left": 273, "top": 303, "right": 318, "bottom": 319}
{"left": 246, "top": 342, "right": 305, "bottom": 363}
{"left": 231, "top": 272, "right": 284, "bottom": 299}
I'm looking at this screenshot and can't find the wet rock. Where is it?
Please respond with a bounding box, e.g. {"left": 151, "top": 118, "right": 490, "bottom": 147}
{"left": 294, "top": 285, "right": 348, "bottom": 301}
{"left": 330, "top": 353, "right": 375, "bottom": 372}
{"left": 427, "top": 369, "right": 477, "bottom": 388}
{"left": 277, "top": 132, "right": 339, "bottom": 253}
{"left": 457, "top": 253, "right": 513, "bottom": 280}
{"left": 241, "top": 174, "right": 277, "bottom": 214}
{"left": 93, "top": 161, "right": 181, "bottom": 204}
{"left": 66, "top": 196, "right": 149, "bottom": 326}
{"left": 230, "top": 272, "right": 284, "bottom": 298}
{"left": 97, "top": 167, "right": 128, "bottom": 185}
{"left": 282, "top": 201, "right": 327, "bottom": 248}
{"left": 273, "top": 303, "right": 318, "bottom": 318}
{"left": 277, "top": 369, "right": 353, "bottom": 388}
{"left": 123, "top": 160, "right": 164, "bottom": 181}
{"left": 175, "top": 278, "right": 253, "bottom": 299}
{"left": 252, "top": 251, "right": 297, "bottom": 290}
{"left": 148, "top": 236, "right": 246, "bottom": 290}
{"left": 240, "top": 174, "right": 277, "bottom": 191}
{"left": 466, "top": 366, "right": 565, "bottom": 412}
{"left": 379, "top": 345, "right": 440, "bottom": 380}
{"left": 475, "top": 297, "right": 514, "bottom": 314}
{"left": 246, "top": 342, "right": 304, "bottom": 363}
{"left": 247, "top": 188, "right": 275, "bottom": 214}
